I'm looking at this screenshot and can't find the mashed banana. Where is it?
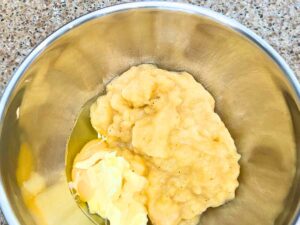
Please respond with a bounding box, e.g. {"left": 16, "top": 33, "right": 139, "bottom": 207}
{"left": 72, "top": 64, "right": 240, "bottom": 225}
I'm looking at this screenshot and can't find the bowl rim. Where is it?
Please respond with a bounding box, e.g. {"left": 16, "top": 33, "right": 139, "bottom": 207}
{"left": 0, "top": 2, "right": 299, "bottom": 225}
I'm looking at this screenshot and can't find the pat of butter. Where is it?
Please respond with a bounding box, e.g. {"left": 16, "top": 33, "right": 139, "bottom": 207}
{"left": 74, "top": 152, "right": 148, "bottom": 225}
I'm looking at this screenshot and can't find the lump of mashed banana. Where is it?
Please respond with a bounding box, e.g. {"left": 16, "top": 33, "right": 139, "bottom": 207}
{"left": 72, "top": 64, "right": 240, "bottom": 225}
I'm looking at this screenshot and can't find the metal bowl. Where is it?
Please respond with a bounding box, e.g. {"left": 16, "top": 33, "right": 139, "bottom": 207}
{"left": 0, "top": 2, "right": 299, "bottom": 225}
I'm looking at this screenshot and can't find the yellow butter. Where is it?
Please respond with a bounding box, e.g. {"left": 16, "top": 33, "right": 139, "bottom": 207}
{"left": 73, "top": 151, "right": 148, "bottom": 225}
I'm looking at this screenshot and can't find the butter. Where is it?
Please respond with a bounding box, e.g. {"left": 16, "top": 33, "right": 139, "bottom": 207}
{"left": 73, "top": 151, "right": 148, "bottom": 225}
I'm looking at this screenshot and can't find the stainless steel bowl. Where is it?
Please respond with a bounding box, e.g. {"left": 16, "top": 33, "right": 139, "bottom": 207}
{"left": 0, "top": 2, "right": 299, "bottom": 225}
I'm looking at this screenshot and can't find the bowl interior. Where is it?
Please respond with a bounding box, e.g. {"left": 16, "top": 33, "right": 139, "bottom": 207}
{"left": 0, "top": 5, "right": 299, "bottom": 225}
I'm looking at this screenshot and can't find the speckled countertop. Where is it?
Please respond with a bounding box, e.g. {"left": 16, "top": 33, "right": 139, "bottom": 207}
{"left": 0, "top": 1, "right": 299, "bottom": 224}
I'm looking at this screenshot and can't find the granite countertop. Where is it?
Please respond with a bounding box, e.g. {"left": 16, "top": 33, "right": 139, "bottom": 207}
{"left": 0, "top": 1, "right": 299, "bottom": 224}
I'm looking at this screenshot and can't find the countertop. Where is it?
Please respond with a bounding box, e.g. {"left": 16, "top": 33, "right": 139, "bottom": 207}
{"left": 0, "top": 0, "right": 299, "bottom": 224}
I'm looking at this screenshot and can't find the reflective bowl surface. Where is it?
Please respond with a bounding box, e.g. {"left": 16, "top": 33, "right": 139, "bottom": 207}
{"left": 0, "top": 2, "right": 299, "bottom": 225}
